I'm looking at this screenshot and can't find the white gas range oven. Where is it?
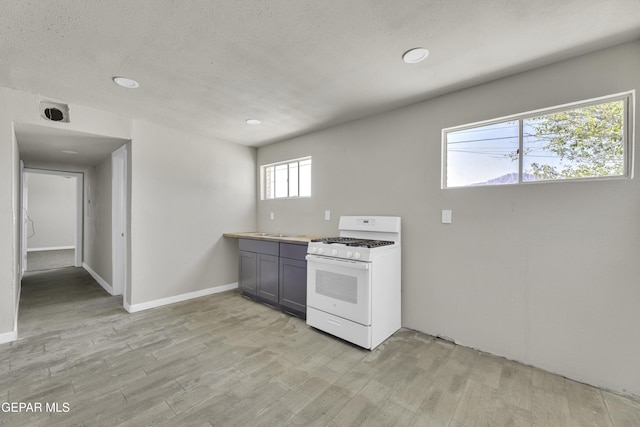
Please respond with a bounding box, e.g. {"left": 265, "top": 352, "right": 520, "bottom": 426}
{"left": 306, "top": 216, "right": 401, "bottom": 349}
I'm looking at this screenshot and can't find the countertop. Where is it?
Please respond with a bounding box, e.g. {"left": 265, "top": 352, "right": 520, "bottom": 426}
{"left": 223, "top": 231, "right": 324, "bottom": 244}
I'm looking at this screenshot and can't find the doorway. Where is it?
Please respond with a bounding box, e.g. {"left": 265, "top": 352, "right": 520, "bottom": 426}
{"left": 22, "top": 169, "right": 83, "bottom": 273}
{"left": 15, "top": 123, "right": 131, "bottom": 309}
{"left": 22, "top": 168, "right": 83, "bottom": 274}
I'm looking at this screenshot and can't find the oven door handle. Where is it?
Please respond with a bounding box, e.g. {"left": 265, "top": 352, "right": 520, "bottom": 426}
{"left": 305, "top": 255, "right": 370, "bottom": 270}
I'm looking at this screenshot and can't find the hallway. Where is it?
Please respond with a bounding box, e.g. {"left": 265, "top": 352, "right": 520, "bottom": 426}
{"left": 17, "top": 267, "right": 122, "bottom": 338}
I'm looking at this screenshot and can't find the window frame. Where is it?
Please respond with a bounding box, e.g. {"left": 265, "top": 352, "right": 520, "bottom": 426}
{"left": 260, "top": 156, "right": 312, "bottom": 200}
{"left": 442, "top": 91, "right": 634, "bottom": 189}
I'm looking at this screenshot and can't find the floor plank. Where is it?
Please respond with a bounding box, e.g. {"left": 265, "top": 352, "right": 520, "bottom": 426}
{"left": 1, "top": 266, "right": 638, "bottom": 426}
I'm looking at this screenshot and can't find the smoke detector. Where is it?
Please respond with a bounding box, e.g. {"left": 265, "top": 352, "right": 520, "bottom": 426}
{"left": 40, "top": 101, "right": 70, "bottom": 123}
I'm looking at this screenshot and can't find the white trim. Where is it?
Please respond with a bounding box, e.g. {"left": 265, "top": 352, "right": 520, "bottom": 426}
{"left": 0, "top": 329, "right": 17, "bottom": 345}
{"left": 124, "top": 283, "right": 238, "bottom": 313}
{"left": 83, "top": 263, "right": 114, "bottom": 295}
{"left": 5, "top": 285, "right": 22, "bottom": 345}
{"left": 27, "top": 246, "right": 75, "bottom": 252}
{"left": 20, "top": 159, "right": 26, "bottom": 277}
{"left": 442, "top": 90, "right": 635, "bottom": 189}
{"left": 260, "top": 156, "right": 312, "bottom": 200}
{"left": 112, "top": 145, "right": 128, "bottom": 298}
{"left": 23, "top": 168, "right": 84, "bottom": 267}
{"left": 75, "top": 175, "right": 83, "bottom": 267}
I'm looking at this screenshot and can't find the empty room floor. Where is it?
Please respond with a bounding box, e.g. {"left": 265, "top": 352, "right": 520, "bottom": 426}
{"left": 1, "top": 268, "right": 639, "bottom": 426}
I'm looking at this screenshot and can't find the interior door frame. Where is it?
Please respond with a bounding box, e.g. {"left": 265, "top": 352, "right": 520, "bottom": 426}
{"left": 20, "top": 161, "right": 27, "bottom": 277}
{"left": 111, "top": 145, "right": 128, "bottom": 299}
{"left": 22, "top": 168, "right": 84, "bottom": 269}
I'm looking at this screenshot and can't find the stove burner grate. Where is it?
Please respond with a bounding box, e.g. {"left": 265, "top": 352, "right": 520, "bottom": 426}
{"left": 311, "top": 237, "right": 394, "bottom": 248}
{"left": 347, "top": 240, "right": 394, "bottom": 248}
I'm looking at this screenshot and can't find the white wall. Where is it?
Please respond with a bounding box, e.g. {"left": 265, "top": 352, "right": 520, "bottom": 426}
{"left": 0, "top": 87, "right": 132, "bottom": 341}
{"left": 84, "top": 156, "right": 113, "bottom": 286}
{"left": 0, "top": 86, "right": 256, "bottom": 340}
{"left": 129, "top": 120, "right": 256, "bottom": 306}
{"left": 256, "top": 41, "right": 640, "bottom": 397}
{"left": 26, "top": 172, "right": 76, "bottom": 250}
{"left": 0, "top": 122, "right": 20, "bottom": 344}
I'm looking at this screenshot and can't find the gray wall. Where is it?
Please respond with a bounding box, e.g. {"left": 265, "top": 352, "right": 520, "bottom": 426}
{"left": 84, "top": 156, "right": 113, "bottom": 285}
{"left": 0, "top": 87, "right": 256, "bottom": 340}
{"left": 0, "top": 87, "right": 132, "bottom": 341}
{"left": 256, "top": 41, "right": 640, "bottom": 396}
{"left": 26, "top": 173, "right": 76, "bottom": 250}
{"left": 129, "top": 120, "right": 256, "bottom": 305}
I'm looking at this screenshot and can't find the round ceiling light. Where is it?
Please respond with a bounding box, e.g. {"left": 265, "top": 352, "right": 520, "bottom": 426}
{"left": 246, "top": 119, "right": 261, "bottom": 125}
{"left": 112, "top": 76, "right": 140, "bottom": 89}
{"left": 402, "top": 47, "right": 429, "bottom": 64}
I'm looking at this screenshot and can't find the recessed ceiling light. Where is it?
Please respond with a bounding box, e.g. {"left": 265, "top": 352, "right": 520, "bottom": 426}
{"left": 62, "top": 150, "right": 78, "bottom": 154}
{"left": 112, "top": 76, "right": 140, "bottom": 89}
{"left": 246, "top": 119, "right": 261, "bottom": 125}
{"left": 402, "top": 47, "right": 429, "bottom": 64}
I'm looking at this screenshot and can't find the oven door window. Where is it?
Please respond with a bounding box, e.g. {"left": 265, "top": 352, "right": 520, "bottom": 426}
{"left": 307, "top": 256, "right": 372, "bottom": 326}
{"left": 316, "top": 270, "right": 358, "bottom": 304}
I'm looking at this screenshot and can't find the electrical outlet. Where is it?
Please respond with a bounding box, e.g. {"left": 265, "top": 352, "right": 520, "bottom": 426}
{"left": 324, "top": 210, "right": 331, "bottom": 221}
{"left": 270, "top": 212, "right": 275, "bottom": 220}
{"left": 442, "top": 209, "right": 452, "bottom": 224}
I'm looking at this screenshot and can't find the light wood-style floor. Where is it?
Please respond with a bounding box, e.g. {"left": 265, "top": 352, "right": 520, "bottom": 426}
{"left": 26, "top": 249, "right": 75, "bottom": 272}
{"left": 2, "top": 267, "right": 639, "bottom": 426}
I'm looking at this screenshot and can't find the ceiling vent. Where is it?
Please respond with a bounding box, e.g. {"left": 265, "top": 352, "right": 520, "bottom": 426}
{"left": 40, "top": 101, "right": 70, "bottom": 123}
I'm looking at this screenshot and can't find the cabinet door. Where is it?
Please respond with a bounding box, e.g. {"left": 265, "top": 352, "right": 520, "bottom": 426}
{"left": 257, "top": 253, "right": 279, "bottom": 304}
{"left": 238, "top": 250, "right": 257, "bottom": 295}
{"left": 279, "top": 257, "right": 307, "bottom": 314}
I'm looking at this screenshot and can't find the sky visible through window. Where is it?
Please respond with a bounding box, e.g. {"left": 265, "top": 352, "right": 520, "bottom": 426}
{"left": 446, "top": 120, "right": 519, "bottom": 187}
{"left": 445, "top": 99, "right": 625, "bottom": 187}
{"left": 264, "top": 158, "right": 311, "bottom": 199}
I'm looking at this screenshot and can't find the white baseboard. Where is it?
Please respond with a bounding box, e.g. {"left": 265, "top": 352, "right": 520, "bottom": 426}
{"left": 3, "top": 277, "right": 23, "bottom": 345}
{"left": 0, "top": 329, "right": 17, "bottom": 345}
{"left": 125, "top": 282, "right": 238, "bottom": 313}
{"left": 82, "top": 263, "right": 114, "bottom": 295}
{"left": 27, "top": 246, "right": 75, "bottom": 252}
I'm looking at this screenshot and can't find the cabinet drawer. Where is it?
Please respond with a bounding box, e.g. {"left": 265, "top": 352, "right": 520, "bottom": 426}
{"left": 239, "top": 239, "right": 279, "bottom": 256}
{"left": 279, "top": 242, "right": 308, "bottom": 260}
{"left": 307, "top": 307, "right": 371, "bottom": 349}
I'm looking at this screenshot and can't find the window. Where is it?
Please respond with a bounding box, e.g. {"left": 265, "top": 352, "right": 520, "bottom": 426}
{"left": 443, "top": 93, "right": 633, "bottom": 188}
{"left": 261, "top": 157, "right": 311, "bottom": 199}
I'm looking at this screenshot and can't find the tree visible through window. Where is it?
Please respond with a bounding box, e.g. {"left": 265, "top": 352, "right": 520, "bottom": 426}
{"left": 519, "top": 101, "right": 624, "bottom": 181}
{"left": 443, "top": 94, "right": 631, "bottom": 188}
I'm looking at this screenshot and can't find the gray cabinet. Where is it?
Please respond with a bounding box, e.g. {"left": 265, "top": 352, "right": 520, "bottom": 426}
{"left": 237, "top": 238, "right": 307, "bottom": 318}
{"left": 238, "top": 250, "right": 257, "bottom": 295}
{"left": 279, "top": 244, "right": 307, "bottom": 316}
{"left": 257, "top": 253, "right": 279, "bottom": 304}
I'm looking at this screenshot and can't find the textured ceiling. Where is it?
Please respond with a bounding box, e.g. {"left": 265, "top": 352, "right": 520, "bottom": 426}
{"left": 15, "top": 123, "right": 127, "bottom": 172}
{"left": 2, "top": 1, "right": 640, "bottom": 147}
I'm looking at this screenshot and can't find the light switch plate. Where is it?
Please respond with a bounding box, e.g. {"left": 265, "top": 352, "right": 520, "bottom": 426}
{"left": 325, "top": 210, "right": 331, "bottom": 221}
{"left": 442, "top": 209, "right": 452, "bottom": 224}
{"left": 270, "top": 212, "right": 275, "bottom": 220}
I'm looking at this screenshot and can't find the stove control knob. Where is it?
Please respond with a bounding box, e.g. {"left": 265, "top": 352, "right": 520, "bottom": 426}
{"left": 331, "top": 249, "right": 338, "bottom": 256}
{"left": 346, "top": 251, "right": 353, "bottom": 258}
{"left": 318, "top": 248, "right": 324, "bottom": 255}
{"left": 354, "top": 252, "right": 361, "bottom": 259}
